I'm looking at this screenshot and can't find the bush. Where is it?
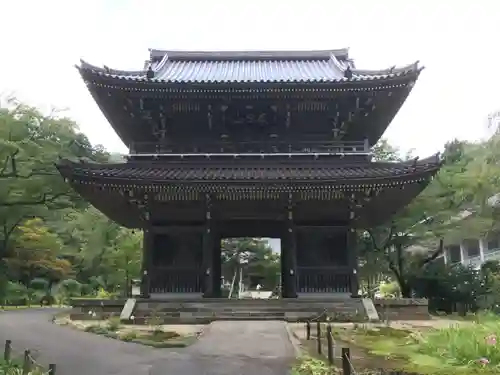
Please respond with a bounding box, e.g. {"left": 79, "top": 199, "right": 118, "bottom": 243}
{"left": 119, "top": 331, "right": 138, "bottom": 342}
{"left": 58, "top": 279, "right": 82, "bottom": 296}
{"left": 29, "top": 278, "right": 49, "bottom": 292}
{"left": 84, "top": 325, "right": 109, "bottom": 335}
{"left": 4, "top": 282, "right": 28, "bottom": 306}
{"left": 96, "top": 287, "right": 112, "bottom": 299}
{"left": 106, "top": 316, "right": 121, "bottom": 331}
{"left": 79, "top": 283, "right": 95, "bottom": 297}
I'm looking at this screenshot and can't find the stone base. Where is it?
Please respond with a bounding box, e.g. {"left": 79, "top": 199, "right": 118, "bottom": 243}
{"left": 296, "top": 293, "right": 351, "bottom": 299}
{"left": 373, "top": 298, "right": 429, "bottom": 320}
{"left": 70, "top": 297, "right": 372, "bottom": 323}
{"left": 149, "top": 293, "right": 203, "bottom": 299}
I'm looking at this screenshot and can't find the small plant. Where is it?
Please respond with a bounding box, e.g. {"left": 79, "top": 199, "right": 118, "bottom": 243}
{"left": 84, "top": 324, "right": 109, "bottom": 335}
{"left": 291, "top": 355, "right": 333, "bottom": 375}
{"left": 106, "top": 315, "right": 121, "bottom": 331}
{"left": 119, "top": 330, "right": 138, "bottom": 342}
{"left": 96, "top": 288, "right": 112, "bottom": 299}
{"left": 146, "top": 309, "right": 164, "bottom": 335}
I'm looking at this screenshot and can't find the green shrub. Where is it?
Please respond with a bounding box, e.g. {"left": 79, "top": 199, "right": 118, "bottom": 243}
{"left": 5, "top": 282, "right": 28, "bottom": 306}
{"left": 106, "top": 316, "right": 121, "bottom": 331}
{"left": 59, "top": 279, "right": 81, "bottom": 295}
{"left": 96, "top": 287, "right": 112, "bottom": 299}
{"left": 119, "top": 331, "right": 138, "bottom": 342}
{"left": 79, "top": 284, "right": 95, "bottom": 297}
{"left": 84, "top": 325, "right": 109, "bottom": 335}
{"left": 29, "top": 278, "right": 49, "bottom": 291}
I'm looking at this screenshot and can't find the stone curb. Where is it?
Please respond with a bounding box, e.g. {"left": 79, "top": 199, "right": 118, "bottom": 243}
{"left": 284, "top": 323, "right": 303, "bottom": 358}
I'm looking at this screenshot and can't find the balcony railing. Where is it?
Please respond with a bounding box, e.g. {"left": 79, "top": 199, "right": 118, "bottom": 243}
{"left": 129, "top": 139, "right": 370, "bottom": 157}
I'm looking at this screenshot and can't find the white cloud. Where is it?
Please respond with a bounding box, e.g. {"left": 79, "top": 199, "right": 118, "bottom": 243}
{"left": 1, "top": 0, "right": 498, "bottom": 156}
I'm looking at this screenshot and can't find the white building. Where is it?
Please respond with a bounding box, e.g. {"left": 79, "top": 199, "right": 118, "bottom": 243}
{"left": 439, "top": 236, "right": 500, "bottom": 269}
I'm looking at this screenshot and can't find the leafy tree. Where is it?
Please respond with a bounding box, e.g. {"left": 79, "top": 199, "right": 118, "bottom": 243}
{"left": 6, "top": 218, "right": 71, "bottom": 288}
{"left": 221, "top": 238, "right": 280, "bottom": 291}
{"left": 0, "top": 100, "right": 107, "bottom": 262}
{"left": 362, "top": 139, "right": 487, "bottom": 297}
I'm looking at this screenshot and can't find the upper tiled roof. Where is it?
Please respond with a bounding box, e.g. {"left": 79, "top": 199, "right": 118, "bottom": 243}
{"left": 57, "top": 156, "right": 441, "bottom": 183}
{"left": 78, "top": 48, "right": 421, "bottom": 84}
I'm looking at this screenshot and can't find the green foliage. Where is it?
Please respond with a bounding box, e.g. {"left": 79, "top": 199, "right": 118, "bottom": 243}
{"left": 410, "top": 313, "right": 500, "bottom": 371}
{"left": 221, "top": 238, "right": 280, "bottom": 291}
{"left": 291, "top": 356, "right": 333, "bottom": 375}
{"left": 106, "top": 316, "right": 121, "bottom": 331}
{"left": 58, "top": 279, "right": 81, "bottom": 298}
{"left": 84, "top": 324, "right": 109, "bottom": 335}
{"left": 29, "top": 278, "right": 48, "bottom": 291}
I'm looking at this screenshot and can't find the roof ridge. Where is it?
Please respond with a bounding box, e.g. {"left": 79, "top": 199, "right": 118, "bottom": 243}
{"left": 149, "top": 49, "right": 350, "bottom": 62}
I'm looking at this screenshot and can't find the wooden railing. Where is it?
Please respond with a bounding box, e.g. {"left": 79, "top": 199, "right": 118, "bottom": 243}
{"left": 297, "top": 266, "right": 351, "bottom": 293}
{"left": 149, "top": 266, "right": 202, "bottom": 293}
{"left": 129, "top": 139, "right": 369, "bottom": 155}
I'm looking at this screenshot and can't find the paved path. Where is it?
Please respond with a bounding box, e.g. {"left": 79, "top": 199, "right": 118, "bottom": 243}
{"left": 160, "top": 321, "right": 296, "bottom": 375}
{"left": 0, "top": 309, "right": 295, "bottom": 375}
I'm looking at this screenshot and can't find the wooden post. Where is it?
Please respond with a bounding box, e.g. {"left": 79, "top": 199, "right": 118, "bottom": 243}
{"left": 22, "top": 350, "right": 31, "bottom": 375}
{"left": 316, "top": 321, "right": 322, "bottom": 355}
{"left": 3, "top": 339, "right": 11, "bottom": 361}
{"left": 285, "top": 201, "right": 297, "bottom": 298}
{"left": 140, "top": 229, "right": 152, "bottom": 298}
{"left": 326, "top": 324, "right": 334, "bottom": 366}
{"left": 342, "top": 347, "right": 351, "bottom": 375}
{"left": 49, "top": 364, "right": 57, "bottom": 374}
{"left": 348, "top": 227, "right": 360, "bottom": 298}
{"left": 203, "top": 194, "right": 214, "bottom": 298}
{"left": 306, "top": 321, "right": 311, "bottom": 340}
{"left": 212, "top": 232, "right": 222, "bottom": 298}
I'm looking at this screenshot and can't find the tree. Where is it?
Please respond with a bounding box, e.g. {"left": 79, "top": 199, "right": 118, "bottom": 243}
{"left": 0, "top": 100, "right": 108, "bottom": 263}
{"left": 104, "top": 228, "right": 142, "bottom": 295}
{"left": 362, "top": 139, "right": 486, "bottom": 297}
{"left": 7, "top": 218, "right": 72, "bottom": 288}
{"left": 221, "top": 238, "right": 280, "bottom": 291}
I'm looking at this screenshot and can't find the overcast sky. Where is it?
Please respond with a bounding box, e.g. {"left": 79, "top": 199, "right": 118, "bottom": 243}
{"left": 1, "top": 0, "right": 498, "bottom": 157}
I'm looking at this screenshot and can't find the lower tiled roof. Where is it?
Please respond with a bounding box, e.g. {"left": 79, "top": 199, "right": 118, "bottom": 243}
{"left": 57, "top": 157, "right": 441, "bottom": 183}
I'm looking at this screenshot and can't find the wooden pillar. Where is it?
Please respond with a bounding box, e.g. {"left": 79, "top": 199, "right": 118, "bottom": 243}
{"left": 203, "top": 195, "right": 214, "bottom": 298}
{"left": 348, "top": 227, "right": 360, "bottom": 298}
{"left": 212, "top": 232, "right": 222, "bottom": 298}
{"left": 140, "top": 229, "right": 153, "bottom": 298}
{"left": 283, "top": 203, "right": 298, "bottom": 298}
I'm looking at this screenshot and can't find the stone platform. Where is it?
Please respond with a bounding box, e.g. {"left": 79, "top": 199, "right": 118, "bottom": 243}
{"left": 70, "top": 297, "right": 373, "bottom": 323}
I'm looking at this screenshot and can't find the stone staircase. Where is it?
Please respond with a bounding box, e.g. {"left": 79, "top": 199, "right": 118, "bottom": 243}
{"left": 126, "top": 297, "right": 372, "bottom": 324}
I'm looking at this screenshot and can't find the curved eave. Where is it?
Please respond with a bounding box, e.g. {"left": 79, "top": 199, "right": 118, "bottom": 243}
{"left": 56, "top": 156, "right": 441, "bottom": 187}
{"left": 78, "top": 64, "right": 421, "bottom": 86}
{"left": 56, "top": 157, "right": 441, "bottom": 229}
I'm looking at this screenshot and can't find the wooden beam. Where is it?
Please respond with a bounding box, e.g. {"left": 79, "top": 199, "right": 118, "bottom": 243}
{"left": 151, "top": 225, "right": 204, "bottom": 234}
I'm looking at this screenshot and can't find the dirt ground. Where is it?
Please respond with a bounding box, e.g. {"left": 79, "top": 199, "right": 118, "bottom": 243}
{"left": 289, "top": 317, "right": 470, "bottom": 338}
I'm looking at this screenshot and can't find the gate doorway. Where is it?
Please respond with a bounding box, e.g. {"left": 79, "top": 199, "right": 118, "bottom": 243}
{"left": 220, "top": 237, "right": 281, "bottom": 299}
